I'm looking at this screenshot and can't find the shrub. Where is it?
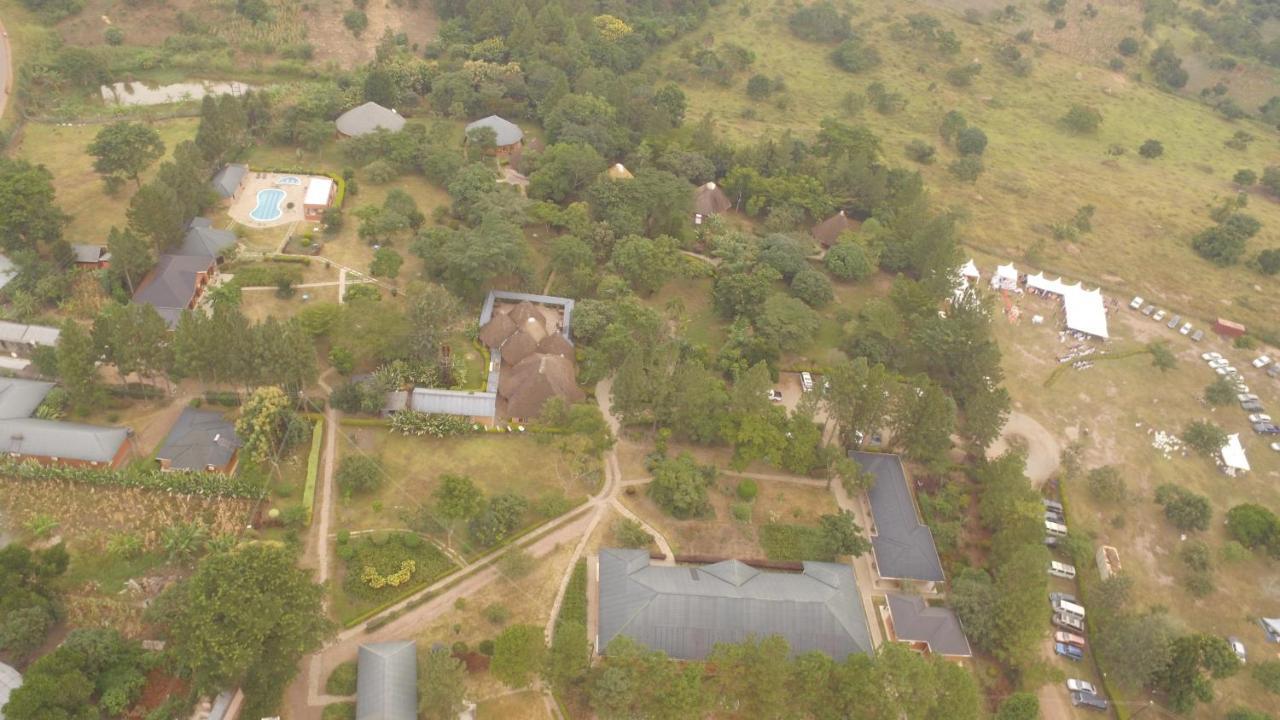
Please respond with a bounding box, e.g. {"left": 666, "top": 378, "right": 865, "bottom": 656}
{"left": 1183, "top": 571, "right": 1214, "bottom": 597}
{"left": 956, "top": 127, "right": 988, "bottom": 156}
{"left": 731, "top": 502, "right": 752, "bottom": 522}
{"left": 826, "top": 241, "right": 873, "bottom": 280}
{"left": 1139, "top": 139, "right": 1164, "bottom": 158}
{"left": 613, "top": 518, "right": 653, "bottom": 549}
{"left": 648, "top": 453, "right": 715, "bottom": 519}
{"left": 745, "top": 74, "right": 773, "bottom": 100}
{"left": 1061, "top": 104, "right": 1102, "bottom": 134}
{"left": 737, "top": 478, "right": 759, "bottom": 502}
{"left": 104, "top": 27, "right": 124, "bottom": 45}
{"left": 1256, "top": 248, "right": 1280, "bottom": 275}
{"left": 478, "top": 639, "right": 495, "bottom": 656}
{"left": 325, "top": 661, "right": 357, "bottom": 695}
{"left": 788, "top": 1, "right": 852, "bottom": 42}
{"left": 831, "top": 38, "right": 881, "bottom": 73}
{"left": 1252, "top": 660, "right": 1280, "bottom": 694}
{"left": 329, "top": 347, "right": 354, "bottom": 375}
{"left": 1204, "top": 377, "right": 1236, "bottom": 406}
{"left": 343, "top": 9, "right": 369, "bottom": 36}
{"left": 1180, "top": 539, "right": 1212, "bottom": 572}
{"left": 1225, "top": 503, "right": 1279, "bottom": 549}
{"left": 945, "top": 63, "right": 982, "bottom": 87}
{"left": 790, "top": 268, "right": 834, "bottom": 308}
{"left": 1118, "top": 36, "right": 1140, "bottom": 56}
{"left": 904, "top": 140, "right": 936, "bottom": 164}
{"left": 1087, "top": 466, "right": 1126, "bottom": 503}
{"left": 948, "top": 156, "right": 984, "bottom": 182}
{"left": 336, "top": 455, "right": 382, "bottom": 496}
{"left": 1154, "top": 483, "right": 1212, "bottom": 532}
{"left": 484, "top": 603, "right": 510, "bottom": 625}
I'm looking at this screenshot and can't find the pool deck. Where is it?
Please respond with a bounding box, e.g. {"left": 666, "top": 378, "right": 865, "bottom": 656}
{"left": 227, "top": 171, "right": 314, "bottom": 228}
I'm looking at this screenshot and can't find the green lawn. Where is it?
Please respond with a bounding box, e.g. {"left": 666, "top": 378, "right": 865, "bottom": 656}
{"left": 12, "top": 118, "right": 201, "bottom": 244}
{"left": 331, "top": 530, "right": 457, "bottom": 625}
{"left": 653, "top": 0, "right": 1280, "bottom": 338}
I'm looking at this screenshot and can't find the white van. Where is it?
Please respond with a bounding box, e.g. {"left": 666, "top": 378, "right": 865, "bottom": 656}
{"left": 1045, "top": 519, "right": 1069, "bottom": 537}
{"left": 1049, "top": 561, "right": 1077, "bottom": 579}
{"left": 800, "top": 371, "right": 815, "bottom": 393}
{"left": 1056, "top": 599, "right": 1086, "bottom": 619}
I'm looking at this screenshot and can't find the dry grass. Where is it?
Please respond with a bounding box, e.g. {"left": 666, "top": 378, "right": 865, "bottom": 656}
{"left": 655, "top": 0, "right": 1280, "bottom": 336}
{"left": 240, "top": 283, "right": 340, "bottom": 324}
{"left": 475, "top": 691, "right": 553, "bottom": 720}
{"left": 11, "top": 119, "right": 201, "bottom": 244}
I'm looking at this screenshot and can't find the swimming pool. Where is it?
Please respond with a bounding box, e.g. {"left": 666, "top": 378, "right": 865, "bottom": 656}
{"left": 276, "top": 176, "right": 302, "bottom": 186}
{"left": 250, "top": 188, "right": 286, "bottom": 222}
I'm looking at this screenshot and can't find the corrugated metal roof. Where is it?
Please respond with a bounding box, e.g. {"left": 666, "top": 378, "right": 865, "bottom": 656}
{"left": 337, "top": 102, "right": 406, "bottom": 137}
{"left": 597, "top": 548, "right": 873, "bottom": 661}
{"left": 155, "top": 407, "right": 241, "bottom": 471}
{"left": 409, "top": 388, "right": 496, "bottom": 419}
{"left": 0, "top": 419, "right": 130, "bottom": 463}
{"left": 357, "top": 641, "right": 417, "bottom": 720}
{"left": 886, "top": 593, "right": 972, "bottom": 657}
{"left": 0, "top": 378, "right": 54, "bottom": 419}
{"left": 0, "top": 322, "right": 59, "bottom": 347}
{"left": 0, "top": 662, "right": 21, "bottom": 720}
{"left": 211, "top": 164, "right": 247, "bottom": 198}
{"left": 851, "top": 452, "right": 946, "bottom": 583}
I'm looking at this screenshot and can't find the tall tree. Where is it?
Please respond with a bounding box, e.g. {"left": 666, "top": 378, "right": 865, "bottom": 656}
{"left": 418, "top": 646, "right": 467, "bottom": 720}
{"left": 56, "top": 320, "right": 102, "bottom": 411}
{"left": 490, "top": 624, "right": 547, "bottom": 688}
{"left": 87, "top": 121, "right": 165, "bottom": 187}
{"left": 825, "top": 357, "right": 897, "bottom": 446}
{"left": 0, "top": 158, "right": 70, "bottom": 253}
{"left": 127, "top": 181, "right": 186, "bottom": 252}
{"left": 152, "top": 545, "right": 331, "bottom": 716}
{"left": 405, "top": 282, "right": 461, "bottom": 363}
{"left": 433, "top": 474, "right": 484, "bottom": 549}
{"left": 106, "top": 226, "right": 153, "bottom": 294}
{"left": 891, "top": 378, "right": 956, "bottom": 472}
{"left": 235, "top": 386, "right": 292, "bottom": 464}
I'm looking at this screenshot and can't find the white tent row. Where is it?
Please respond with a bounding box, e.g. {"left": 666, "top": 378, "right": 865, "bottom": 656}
{"left": 1221, "top": 433, "right": 1251, "bottom": 474}
{"left": 952, "top": 259, "right": 981, "bottom": 304}
{"left": 1025, "top": 272, "right": 1110, "bottom": 339}
{"left": 990, "top": 263, "right": 1017, "bottom": 291}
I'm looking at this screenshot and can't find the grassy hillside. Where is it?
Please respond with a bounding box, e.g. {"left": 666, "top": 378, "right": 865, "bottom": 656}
{"left": 652, "top": 0, "right": 1280, "bottom": 337}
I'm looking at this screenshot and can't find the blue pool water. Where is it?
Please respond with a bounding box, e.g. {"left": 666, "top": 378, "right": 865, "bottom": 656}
{"left": 277, "top": 176, "right": 302, "bottom": 186}
{"left": 250, "top": 188, "right": 285, "bottom": 222}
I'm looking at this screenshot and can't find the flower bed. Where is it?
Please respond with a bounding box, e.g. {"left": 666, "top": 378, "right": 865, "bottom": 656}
{"left": 335, "top": 532, "right": 456, "bottom": 624}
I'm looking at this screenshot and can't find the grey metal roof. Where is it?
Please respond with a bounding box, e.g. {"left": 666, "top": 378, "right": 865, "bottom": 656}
{"left": 211, "top": 164, "right": 247, "bottom": 198}
{"left": 0, "top": 378, "right": 54, "bottom": 419}
{"left": 597, "top": 548, "right": 873, "bottom": 661}
{"left": 465, "top": 115, "right": 523, "bottom": 147}
{"left": 0, "top": 419, "right": 129, "bottom": 463}
{"left": 0, "top": 322, "right": 58, "bottom": 348}
{"left": 134, "top": 254, "right": 215, "bottom": 319}
{"left": 0, "top": 661, "right": 21, "bottom": 720}
{"left": 337, "top": 102, "right": 406, "bottom": 137}
{"left": 408, "top": 388, "right": 496, "bottom": 419}
{"left": 851, "top": 452, "right": 946, "bottom": 583}
{"left": 155, "top": 407, "right": 240, "bottom": 471}
{"left": 357, "top": 640, "right": 417, "bottom": 720}
{"left": 71, "top": 244, "right": 109, "bottom": 264}
{"left": 179, "top": 221, "right": 237, "bottom": 258}
{"left": 886, "top": 593, "right": 972, "bottom": 657}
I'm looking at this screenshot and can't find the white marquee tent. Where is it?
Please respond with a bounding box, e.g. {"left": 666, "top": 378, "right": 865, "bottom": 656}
{"left": 1025, "top": 272, "right": 1110, "bottom": 339}
{"left": 990, "top": 263, "right": 1018, "bottom": 291}
{"left": 1221, "top": 433, "right": 1250, "bottom": 474}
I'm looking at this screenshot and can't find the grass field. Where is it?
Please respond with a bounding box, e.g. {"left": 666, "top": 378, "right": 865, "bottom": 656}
{"left": 476, "top": 691, "right": 553, "bottom": 720}
{"left": 619, "top": 475, "right": 839, "bottom": 558}
{"left": 11, "top": 118, "right": 201, "bottom": 244}
{"left": 991, "top": 286, "right": 1280, "bottom": 717}
{"left": 654, "top": 0, "right": 1280, "bottom": 338}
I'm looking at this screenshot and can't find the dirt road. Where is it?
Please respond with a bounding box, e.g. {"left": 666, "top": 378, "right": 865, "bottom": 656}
{"left": 987, "top": 411, "right": 1062, "bottom": 487}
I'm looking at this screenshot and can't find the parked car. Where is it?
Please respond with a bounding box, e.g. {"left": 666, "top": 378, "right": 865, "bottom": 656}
{"left": 1057, "top": 632, "right": 1088, "bottom": 648}
{"left": 1253, "top": 356, "right": 1273, "bottom": 369}
{"left": 1044, "top": 535, "right": 1060, "bottom": 548}
{"left": 1053, "top": 612, "right": 1085, "bottom": 632}
{"left": 1167, "top": 314, "right": 1181, "bottom": 329}
{"left": 1229, "top": 636, "right": 1247, "bottom": 663}
{"left": 1142, "top": 305, "right": 1156, "bottom": 316}
{"left": 1249, "top": 414, "right": 1273, "bottom": 424}
{"left": 1210, "top": 358, "right": 1230, "bottom": 369}
{"left": 1050, "top": 592, "right": 1078, "bottom": 606}
{"left": 1129, "top": 296, "right": 1144, "bottom": 310}
{"left": 1048, "top": 561, "right": 1076, "bottom": 579}
{"left": 1242, "top": 401, "right": 1265, "bottom": 413}
{"left": 1269, "top": 365, "right": 1280, "bottom": 378}
{"left": 1071, "top": 692, "right": 1110, "bottom": 712}
{"left": 1180, "top": 323, "right": 1192, "bottom": 335}
{"left": 1042, "top": 498, "right": 1065, "bottom": 514}
{"left": 1271, "top": 442, "right": 1280, "bottom": 452}
{"left": 1066, "top": 678, "right": 1098, "bottom": 694}
{"left": 766, "top": 389, "right": 784, "bottom": 402}
{"left": 1253, "top": 423, "right": 1280, "bottom": 435}
{"left": 800, "top": 371, "right": 814, "bottom": 393}
{"left": 1055, "top": 642, "right": 1084, "bottom": 661}
{"left": 1234, "top": 382, "right": 1250, "bottom": 393}
{"left": 1239, "top": 393, "right": 1260, "bottom": 403}
{"left": 1192, "top": 329, "right": 1205, "bottom": 342}
{"left": 1153, "top": 309, "right": 1167, "bottom": 322}
{"left": 1202, "top": 352, "right": 1220, "bottom": 361}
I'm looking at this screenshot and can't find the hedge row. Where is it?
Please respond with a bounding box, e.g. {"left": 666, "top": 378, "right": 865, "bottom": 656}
{"left": 0, "top": 458, "right": 264, "bottom": 498}
{"left": 558, "top": 559, "right": 588, "bottom": 627}
{"left": 303, "top": 419, "right": 323, "bottom": 525}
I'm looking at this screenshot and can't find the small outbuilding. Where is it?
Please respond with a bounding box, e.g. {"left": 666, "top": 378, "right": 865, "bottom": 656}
{"left": 336, "top": 102, "right": 406, "bottom": 138}
{"left": 211, "top": 163, "right": 248, "bottom": 200}
{"left": 71, "top": 244, "right": 111, "bottom": 268}
{"left": 356, "top": 640, "right": 418, "bottom": 720}
{"left": 1214, "top": 318, "right": 1247, "bottom": 338}
{"left": 155, "top": 407, "right": 241, "bottom": 474}
{"left": 465, "top": 115, "right": 524, "bottom": 155}
{"left": 607, "top": 163, "right": 633, "bottom": 180}
{"left": 304, "top": 177, "right": 337, "bottom": 221}
{"left": 811, "top": 209, "right": 859, "bottom": 248}
{"left": 692, "top": 181, "right": 731, "bottom": 225}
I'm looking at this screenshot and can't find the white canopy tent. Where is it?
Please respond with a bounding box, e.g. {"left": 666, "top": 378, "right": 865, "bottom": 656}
{"left": 1025, "top": 272, "right": 1110, "bottom": 339}
{"left": 959, "top": 259, "right": 980, "bottom": 280}
{"left": 990, "top": 263, "right": 1018, "bottom": 290}
{"left": 1221, "top": 433, "right": 1251, "bottom": 474}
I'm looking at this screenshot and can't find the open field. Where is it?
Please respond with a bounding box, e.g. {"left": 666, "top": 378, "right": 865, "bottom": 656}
{"left": 241, "top": 283, "right": 340, "bottom": 324}
{"left": 990, "top": 283, "right": 1280, "bottom": 717}
{"left": 11, "top": 118, "right": 201, "bottom": 244}
{"left": 476, "top": 691, "right": 553, "bottom": 720}
{"left": 619, "top": 475, "right": 839, "bottom": 558}
{"left": 333, "top": 431, "right": 596, "bottom": 553}
{"left": 654, "top": 0, "right": 1280, "bottom": 337}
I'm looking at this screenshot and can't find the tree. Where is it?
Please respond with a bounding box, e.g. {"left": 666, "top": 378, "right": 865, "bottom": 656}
{"left": 0, "top": 158, "right": 69, "bottom": 253}
{"left": 819, "top": 511, "right": 871, "bottom": 557}
{"left": 235, "top": 386, "right": 292, "bottom": 464}
{"left": 1087, "top": 465, "right": 1126, "bottom": 503}
{"left": 469, "top": 493, "right": 528, "bottom": 548}
{"left": 995, "top": 693, "right": 1038, "bottom": 720}
{"left": 754, "top": 293, "right": 820, "bottom": 353}
{"left": 1234, "top": 169, "right": 1257, "bottom": 186}
{"left": 490, "top": 624, "right": 546, "bottom": 688}
{"left": 1154, "top": 483, "right": 1212, "bottom": 532}
{"left": 826, "top": 240, "right": 874, "bottom": 280}
{"left": 1098, "top": 611, "right": 1176, "bottom": 689}
{"left": 789, "top": 268, "right": 834, "bottom": 308}
{"left": 1183, "top": 420, "right": 1228, "bottom": 457}
{"left": 706, "top": 635, "right": 792, "bottom": 718}
{"left": 336, "top": 455, "right": 381, "bottom": 496}
{"left": 1251, "top": 660, "right": 1280, "bottom": 695}
{"left": 1150, "top": 42, "right": 1189, "bottom": 89}
{"left": 128, "top": 181, "right": 186, "bottom": 252}
{"left": 825, "top": 357, "right": 896, "bottom": 446}
{"left": 405, "top": 282, "right": 461, "bottom": 363}
{"left": 433, "top": 474, "right": 484, "bottom": 549}
{"left": 609, "top": 235, "right": 681, "bottom": 296}
{"left": 891, "top": 379, "right": 956, "bottom": 472}
{"left": 56, "top": 320, "right": 102, "bottom": 412}
{"left": 544, "top": 93, "right": 629, "bottom": 157}
{"left": 1204, "top": 376, "right": 1236, "bottom": 406}
{"left": 955, "top": 126, "right": 987, "bottom": 156}
{"left": 87, "top": 122, "right": 165, "bottom": 187}
{"left": 1155, "top": 634, "right": 1240, "bottom": 712}
{"left": 370, "top": 247, "right": 403, "bottom": 278}
{"left": 1148, "top": 341, "right": 1177, "bottom": 371}
{"left": 419, "top": 646, "right": 466, "bottom": 720}
{"left": 1118, "top": 36, "right": 1140, "bottom": 55}
{"left": 1061, "top": 104, "right": 1102, "bottom": 133}
{"left": 1139, "top": 139, "right": 1164, "bottom": 158}
{"left": 788, "top": 1, "right": 852, "bottom": 42}
{"left": 106, "top": 226, "right": 154, "bottom": 294}
{"left": 648, "top": 452, "right": 714, "bottom": 519}
{"left": 1225, "top": 503, "right": 1279, "bottom": 549}
{"left": 1256, "top": 248, "right": 1280, "bottom": 275}
{"left": 948, "top": 156, "right": 983, "bottom": 182}
{"left": 154, "top": 545, "right": 331, "bottom": 715}
{"left": 527, "top": 142, "right": 605, "bottom": 203}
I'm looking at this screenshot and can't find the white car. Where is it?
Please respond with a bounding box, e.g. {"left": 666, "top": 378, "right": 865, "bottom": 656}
{"left": 1210, "top": 358, "right": 1230, "bottom": 368}
{"left": 1205, "top": 352, "right": 1223, "bottom": 360}
{"left": 1153, "top": 310, "right": 1167, "bottom": 322}
{"left": 1248, "top": 414, "right": 1271, "bottom": 424}
{"left": 1216, "top": 367, "right": 1233, "bottom": 376}
{"left": 1180, "top": 323, "right": 1192, "bottom": 335}
{"left": 1129, "top": 296, "right": 1144, "bottom": 310}
{"left": 1066, "top": 679, "right": 1098, "bottom": 695}
{"left": 1254, "top": 356, "right": 1273, "bottom": 369}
